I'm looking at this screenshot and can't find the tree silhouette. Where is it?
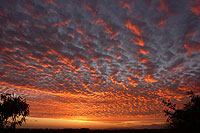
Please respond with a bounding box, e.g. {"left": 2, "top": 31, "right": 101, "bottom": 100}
{"left": 163, "top": 91, "right": 200, "bottom": 129}
{"left": 0, "top": 93, "right": 29, "bottom": 129}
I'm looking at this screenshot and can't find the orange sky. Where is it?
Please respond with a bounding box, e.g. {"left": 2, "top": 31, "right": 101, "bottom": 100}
{"left": 0, "top": 0, "right": 200, "bottom": 129}
{"left": 19, "top": 116, "right": 166, "bottom": 129}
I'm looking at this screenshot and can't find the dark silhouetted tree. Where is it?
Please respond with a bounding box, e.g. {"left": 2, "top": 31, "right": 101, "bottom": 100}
{"left": 163, "top": 91, "right": 200, "bottom": 129}
{"left": 0, "top": 93, "right": 29, "bottom": 129}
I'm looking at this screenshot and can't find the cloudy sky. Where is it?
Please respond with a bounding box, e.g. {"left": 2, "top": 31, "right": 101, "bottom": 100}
{"left": 0, "top": 0, "right": 200, "bottom": 129}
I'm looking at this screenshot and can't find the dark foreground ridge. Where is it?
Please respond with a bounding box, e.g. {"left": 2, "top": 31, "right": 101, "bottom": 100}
{"left": 0, "top": 128, "right": 195, "bottom": 133}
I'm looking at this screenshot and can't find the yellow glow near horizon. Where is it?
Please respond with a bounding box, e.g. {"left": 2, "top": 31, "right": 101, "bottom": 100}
{"left": 19, "top": 117, "right": 165, "bottom": 129}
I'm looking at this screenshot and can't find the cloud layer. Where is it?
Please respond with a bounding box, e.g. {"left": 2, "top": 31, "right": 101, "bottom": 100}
{"left": 0, "top": 0, "right": 200, "bottom": 124}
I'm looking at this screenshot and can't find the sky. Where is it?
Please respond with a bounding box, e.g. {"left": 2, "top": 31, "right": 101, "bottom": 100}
{"left": 0, "top": 0, "right": 200, "bottom": 129}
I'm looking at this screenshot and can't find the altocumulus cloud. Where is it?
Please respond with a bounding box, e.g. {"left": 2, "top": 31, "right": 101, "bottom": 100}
{"left": 0, "top": 0, "right": 200, "bottom": 121}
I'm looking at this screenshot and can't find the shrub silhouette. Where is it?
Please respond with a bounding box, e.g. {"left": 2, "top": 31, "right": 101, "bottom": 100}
{"left": 163, "top": 91, "right": 200, "bottom": 129}
{"left": 0, "top": 93, "right": 29, "bottom": 129}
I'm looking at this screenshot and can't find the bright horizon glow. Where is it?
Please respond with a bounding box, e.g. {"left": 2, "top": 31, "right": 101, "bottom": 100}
{"left": 19, "top": 117, "right": 165, "bottom": 129}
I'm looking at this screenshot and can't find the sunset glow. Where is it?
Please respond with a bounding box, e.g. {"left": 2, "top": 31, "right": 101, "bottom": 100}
{"left": 0, "top": 0, "right": 200, "bottom": 129}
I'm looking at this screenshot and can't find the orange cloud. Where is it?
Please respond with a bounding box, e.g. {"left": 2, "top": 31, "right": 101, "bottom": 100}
{"left": 52, "top": 20, "right": 70, "bottom": 27}
{"left": 109, "top": 74, "right": 129, "bottom": 90}
{"left": 127, "top": 76, "right": 138, "bottom": 87}
{"left": 189, "top": 0, "right": 200, "bottom": 16}
{"left": 120, "top": 0, "right": 132, "bottom": 9}
{"left": 77, "top": 28, "right": 84, "bottom": 35}
{"left": 144, "top": 75, "right": 157, "bottom": 83}
{"left": 125, "top": 19, "right": 141, "bottom": 36}
{"left": 137, "top": 56, "right": 149, "bottom": 64}
{"left": 156, "top": 0, "right": 170, "bottom": 28}
{"left": 92, "top": 18, "right": 113, "bottom": 34}
{"left": 184, "top": 42, "right": 200, "bottom": 54}
{"left": 157, "top": 17, "right": 168, "bottom": 28}
{"left": 132, "top": 37, "right": 144, "bottom": 46}
{"left": 110, "top": 32, "right": 119, "bottom": 40}
{"left": 190, "top": 6, "right": 200, "bottom": 16}
{"left": 139, "top": 49, "right": 149, "bottom": 55}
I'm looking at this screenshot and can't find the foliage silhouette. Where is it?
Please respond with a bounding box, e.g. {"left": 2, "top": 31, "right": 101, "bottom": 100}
{"left": 163, "top": 91, "right": 200, "bottom": 129}
{"left": 0, "top": 93, "right": 29, "bottom": 129}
